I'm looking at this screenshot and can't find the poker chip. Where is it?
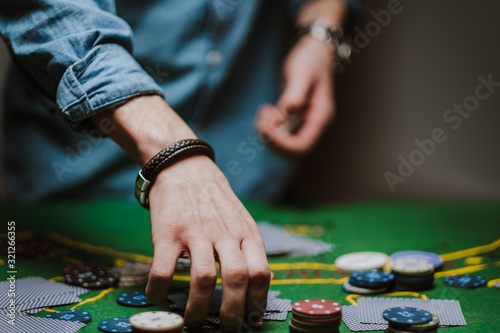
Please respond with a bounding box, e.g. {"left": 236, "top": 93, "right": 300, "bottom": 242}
{"left": 290, "top": 299, "right": 342, "bottom": 333}
{"left": 391, "top": 258, "right": 434, "bottom": 276}
{"left": 403, "top": 313, "right": 440, "bottom": 330}
{"left": 115, "top": 261, "right": 152, "bottom": 276}
{"left": 334, "top": 252, "right": 389, "bottom": 273}
{"left": 63, "top": 262, "right": 107, "bottom": 275}
{"left": 45, "top": 310, "right": 92, "bottom": 324}
{"left": 289, "top": 319, "right": 340, "bottom": 333}
{"left": 117, "top": 291, "right": 153, "bottom": 307}
{"left": 393, "top": 272, "right": 435, "bottom": 291}
{"left": 292, "top": 299, "right": 342, "bottom": 317}
{"left": 112, "top": 261, "right": 151, "bottom": 288}
{"left": 386, "top": 327, "right": 438, "bottom": 333}
{"left": 81, "top": 272, "right": 120, "bottom": 289}
{"left": 390, "top": 251, "right": 443, "bottom": 269}
{"left": 118, "top": 275, "right": 149, "bottom": 288}
{"left": 175, "top": 258, "right": 191, "bottom": 271}
{"left": 444, "top": 274, "right": 488, "bottom": 289}
{"left": 98, "top": 317, "right": 132, "bottom": 333}
{"left": 386, "top": 314, "right": 440, "bottom": 333}
{"left": 63, "top": 262, "right": 119, "bottom": 289}
{"left": 295, "top": 314, "right": 342, "bottom": 326}
{"left": 383, "top": 307, "right": 433, "bottom": 326}
{"left": 342, "top": 281, "right": 389, "bottom": 295}
{"left": 349, "top": 270, "right": 395, "bottom": 289}
{"left": 129, "top": 311, "right": 184, "bottom": 332}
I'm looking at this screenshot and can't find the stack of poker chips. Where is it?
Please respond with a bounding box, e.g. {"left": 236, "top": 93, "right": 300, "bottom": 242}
{"left": 391, "top": 258, "right": 435, "bottom": 291}
{"left": 112, "top": 261, "right": 152, "bottom": 288}
{"left": 343, "top": 269, "right": 395, "bottom": 295}
{"left": 290, "top": 299, "right": 342, "bottom": 333}
{"left": 63, "top": 262, "right": 120, "bottom": 289}
{"left": 383, "top": 307, "right": 440, "bottom": 333}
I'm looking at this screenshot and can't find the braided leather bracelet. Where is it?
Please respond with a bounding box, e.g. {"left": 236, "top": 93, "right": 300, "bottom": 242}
{"left": 135, "top": 139, "right": 215, "bottom": 208}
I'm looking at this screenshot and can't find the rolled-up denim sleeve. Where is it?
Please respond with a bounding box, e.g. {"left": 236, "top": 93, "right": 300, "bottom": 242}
{"left": 0, "top": 0, "right": 163, "bottom": 129}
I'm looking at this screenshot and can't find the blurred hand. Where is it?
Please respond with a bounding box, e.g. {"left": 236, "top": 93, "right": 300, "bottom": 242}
{"left": 255, "top": 35, "right": 336, "bottom": 155}
{"left": 146, "top": 154, "right": 270, "bottom": 332}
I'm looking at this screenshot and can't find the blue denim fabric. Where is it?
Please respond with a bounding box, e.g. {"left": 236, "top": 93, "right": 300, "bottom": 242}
{"left": 0, "top": 0, "right": 354, "bottom": 202}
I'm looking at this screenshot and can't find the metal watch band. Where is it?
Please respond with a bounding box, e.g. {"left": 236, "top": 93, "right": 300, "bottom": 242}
{"left": 135, "top": 139, "right": 215, "bottom": 209}
{"left": 299, "top": 19, "right": 343, "bottom": 46}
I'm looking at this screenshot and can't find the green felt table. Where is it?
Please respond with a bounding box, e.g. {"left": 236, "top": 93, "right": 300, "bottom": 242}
{"left": 1, "top": 200, "right": 500, "bottom": 333}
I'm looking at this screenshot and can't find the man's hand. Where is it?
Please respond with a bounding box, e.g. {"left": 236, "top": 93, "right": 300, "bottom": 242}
{"left": 147, "top": 155, "right": 270, "bottom": 331}
{"left": 255, "top": 0, "right": 347, "bottom": 155}
{"left": 91, "top": 96, "right": 270, "bottom": 332}
{"left": 255, "top": 35, "right": 336, "bottom": 155}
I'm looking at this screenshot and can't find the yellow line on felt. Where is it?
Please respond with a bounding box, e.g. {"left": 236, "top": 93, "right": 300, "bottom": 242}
{"left": 270, "top": 277, "right": 348, "bottom": 285}
{"left": 130, "top": 275, "right": 349, "bottom": 285}
{"left": 0, "top": 259, "right": 4, "bottom": 265}
{"left": 44, "top": 288, "right": 115, "bottom": 312}
{"left": 45, "top": 232, "right": 500, "bottom": 278}
{"left": 70, "top": 288, "right": 115, "bottom": 310}
{"left": 487, "top": 278, "right": 500, "bottom": 287}
{"left": 46, "top": 232, "right": 154, "bottom": 263}
{"left": 434, "top": 262, "right": 497, "bottom": 278}
{"left": 268, "top": 263, "right": 337, "bottom": 271}
{"left": 49, "top": 276, "right": 64, "bottom": 282}
{"left": 440, "top": 238, "right": 500, "bottom": 261}
{"left": 60, "top": 256, "right": 82, "bottom": 265}
{"left": 345, "top": 292, "right": 426, "bottom": 306}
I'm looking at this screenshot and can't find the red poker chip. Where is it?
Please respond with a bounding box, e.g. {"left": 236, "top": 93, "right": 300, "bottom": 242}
{"left": 296, "top": 314, "right": 342, "bottom": 325}
{"left": 292, "top": 299, "right": 342, "bottom": 316}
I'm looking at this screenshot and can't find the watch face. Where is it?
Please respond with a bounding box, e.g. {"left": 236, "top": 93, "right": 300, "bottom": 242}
{"left": 311, "top": 25, "right": 330, "bottom": 41}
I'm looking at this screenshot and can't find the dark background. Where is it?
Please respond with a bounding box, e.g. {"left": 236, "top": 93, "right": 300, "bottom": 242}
{"left": 1, "top": 0, "right": 499, "bottom": 202}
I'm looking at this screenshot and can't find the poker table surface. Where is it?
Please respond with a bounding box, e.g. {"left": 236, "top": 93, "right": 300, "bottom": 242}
{"left": 1, "top": 199, "right": 500, "bottom": 333}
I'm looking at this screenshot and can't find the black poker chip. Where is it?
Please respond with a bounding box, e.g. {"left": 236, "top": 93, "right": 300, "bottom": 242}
{"left": 383, "top": 307, "right": 432, "bottom": 326}
{"left": 393, "top": 272, "right": 435, "bottom": 291}
{"left": 116, "top": 291, "right": 153, "bottom": 307}
{"left": 81, "top": 272, "right": 120, "bottom": 289}
{"left": 63, "top": 262, "right": 119, "bottom": 289}
{"left": 63, "top": 262, "right": 107, "bottom": 275}
{"left": 98, "top": 317, "right": 132, "bottom": 332}
{"left": 45, "top": 310, "right": 92, "bottom": 324}
{"left": 349, "top": 270, "right": 395, "bottom": 289}
{"left": 444, "top": 274, "right": 487, "bottom": 289}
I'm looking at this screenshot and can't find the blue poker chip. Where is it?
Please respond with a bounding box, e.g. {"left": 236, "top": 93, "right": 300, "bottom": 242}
{"left": 349, "top": 270, "right": 395, "bottom": 289}
{"left": 45, "top": 310, "right": 92, "bottom": 324}
{"left": 444, "top": 274, "right": 487, "bottom": 289}
{"left": 98, "top": 317, "right": 132, "bottom": 333}
{"left": 116, "top": 291, "right": 153, "bottom": 307}
{"left": 383, "top": 307, "right": 433, "bottom": 325}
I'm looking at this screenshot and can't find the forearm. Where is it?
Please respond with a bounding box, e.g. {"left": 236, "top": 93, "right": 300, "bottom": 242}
{"left": 297, "top": 0, "right": 349, "bottom": 29}
{"left": 91, "top": 95, "right": 196, "bottom": 166}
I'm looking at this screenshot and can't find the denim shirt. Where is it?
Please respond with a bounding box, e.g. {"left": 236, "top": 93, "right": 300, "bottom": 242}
{"left": 0, "top": 0, "right": 355, "bottom": 202}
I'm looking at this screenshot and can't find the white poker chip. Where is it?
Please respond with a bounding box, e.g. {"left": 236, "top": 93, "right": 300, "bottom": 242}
{"left": 342, "top": 281, "right": 388, "bottom": 295}
{"left": 334, "top": 252, "right": 389, "bottom": 273}
{"left": 129, "top": 311, "right": 184, "bottom": 332}
{"left": 390, "top": 258, "right": 434, "bottom": 276}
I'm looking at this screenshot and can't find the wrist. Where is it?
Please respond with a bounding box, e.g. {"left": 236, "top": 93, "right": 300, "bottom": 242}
{"left": 135, "top": 139, "right": 216, "bottom": 208}
{"left": 91, "top": 95, "right": 196, "bottom": 166}
{"left": 297, "top": 19, "right": 341, "bottom": 53}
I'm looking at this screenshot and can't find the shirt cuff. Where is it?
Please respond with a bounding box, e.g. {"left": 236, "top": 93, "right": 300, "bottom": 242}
{"left": 56, "top": 43, "right": 164, "bottom": 130}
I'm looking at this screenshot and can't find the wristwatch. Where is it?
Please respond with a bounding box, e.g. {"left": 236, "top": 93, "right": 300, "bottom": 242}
{"left": 298, "top": 19, "right": 352, "bottom": 73}
{"left": 299, "top": 19, "right": 343, "bottom": 47}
